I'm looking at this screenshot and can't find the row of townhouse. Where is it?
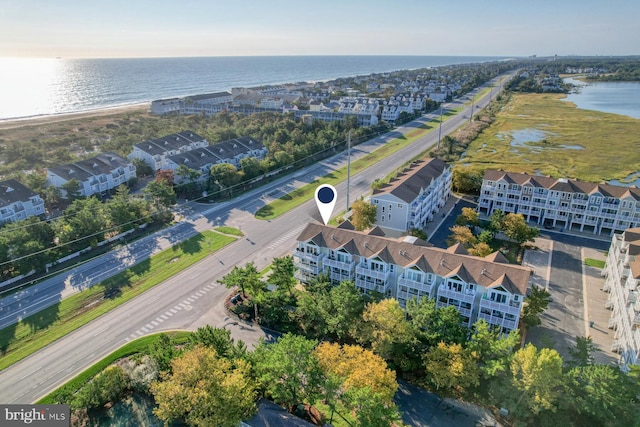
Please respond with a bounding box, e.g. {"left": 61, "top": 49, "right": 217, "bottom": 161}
{"left": 478, "top": 170, "right": 640, "bottom": 236}
{"left": 128, "top": 131, "right": 209, "bottom": 171}
{"left": 166, "top": 137, "right": 268, "bottom": 184}
{"left": 0, "top": 180, "right": 45, "bottom": 225}
{"left": 47, "top": 153, "right": 137, "bottom": 199}
{"left": 293, "top": 110, "right": 379, "bottom": 127}
{"left": 602, "top": 228, "right": 640, "bottom": 371}
{"left": 370, "top": 158, "right": 452, "bottom": 233}
{"left": 293, "top": 222, "right": 531, "bottom": 333}
{"left": 150, "top": 92, "right": 233, "bottom": 115}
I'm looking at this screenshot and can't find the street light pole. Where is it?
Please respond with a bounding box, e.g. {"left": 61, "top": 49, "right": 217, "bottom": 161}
{"left": 346, "top": 131, "right": 351, "bottom": 212}
{"left": 469, "top": 94, "right": 475, "bottom": 124}
{"left": 437, "top": 104, "right": 443, "bottom": 150}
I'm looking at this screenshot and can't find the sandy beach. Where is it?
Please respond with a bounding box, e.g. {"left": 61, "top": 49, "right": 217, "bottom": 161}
{"left": 0, "top": 103, "right": 150, "bottom": 131}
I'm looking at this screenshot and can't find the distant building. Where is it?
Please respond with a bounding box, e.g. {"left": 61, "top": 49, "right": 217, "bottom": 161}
{"left": 0, "top": 179, "right": 45, "bottom": 224}
{"left": 47, "top": 153, "right": 136, "bottom": 198}
{"left": 128, "top": 131, "right": 208, "bottom": 171}
{"left": 180, "top": 92, "right": 233, "bottom": 115}
{"left": 292, "top": 110, "right": 378, "bottom": 127}
{"left": 150, "top": 98, "right": 181, "bottom": 115}
{"left": 370, "top": 158, "right": 451, "bottom": 233}
{"left": 478, "top": 170, "right": 640, "bottom": 236}
{"left": 294, "top": 222, "right": 531, "bottom": 332}
{"left": 166, "top": 137, "right": 268, "bottom": 183}
{"left": 602, "top": 228, "right": 640, "bottom": 371}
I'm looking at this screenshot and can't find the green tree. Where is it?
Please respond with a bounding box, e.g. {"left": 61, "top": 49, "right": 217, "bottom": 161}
{"left": 239, "top": 157, "right": 264, "bottom": 180}
{"left": 61, "top": 178, "right": 82, "bottom": 200}
{"left": 242, "top": 261, "right": 267, "bottom": 321}
{"left": 188, "top": 325, "right": 246, "bottom": 360}
{"left": 0, "top": 217, "right": 55, "bottom": 277}
{"left": 55, "top": 197, "right": 108, "bottom": 249}
{"left": 72, "top": 366, "right": 129, "bottom": 411}
{"left": 351, "top": 198, "right": 377, "bottom": 231}
{"left": 566, "top": 336, "right": 596, "bottom": 368}
{"left": 24, "top": 172, "right": 48, "bottom": 193}
{"left": 151, "top": 345, "right": 256, "bottom": 427}
{"left": 105, "top": 185, "right": 149, "bottom": 232}
{"left": 147, "top": 333, "right": 180, "bottom": 373}
{"left": 143, "top": 179, "right": 176, "bottom": 216}
{"left": 269, "top": 255, "right": 296, "bottom": 295}
{"left": 565, "top": 364, "right": 640, "bottom": 427}
{"left": 451, "top": 166, "right": 483, "bottom": 193}
{"left": 42, "top": 185, "right": 62, "bottom": 209}
{"left": 468, "top": 241, "right": 493, "bottom": 257}
{"left": 253, "top": 334, "right": 323, "bottom": 411}
{"left": 467, "top": 319, "right": 520, "bottom": 379}
{"left": 487, "top": 208, "right": 505, "bottom": 236}
{"left": 509, "top": 344, "right": 564, "bottom": 418}
{"left": 454, "top": 207, "right": 480, "bottom": 227}
{"left": 406, "top": 296, "right": 468, "bottom": 348}
{"left": 502, "top": 213, "right": 539, "bottom": 246}
{"left": 522, "top": 285, "right": 551, "bottom": 329}
{"left": 219, "top": 265, "right": 247, "bottom": 297}
{"left": 210, "top": 163, "right": 242, "bottom": 194}
{"left": 131, "top": 158, "right": 153, "bottom": 177}
{"left": 423, "top": 342, "right": 480, "bottom": 394}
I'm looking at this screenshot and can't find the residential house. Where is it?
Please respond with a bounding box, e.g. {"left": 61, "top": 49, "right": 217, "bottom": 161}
{"left": 294, "top": 222, "right": 531, "bottom": 332}
{"left": 478, "top": 170, "right": 640, "bottom": 236}
{"left": 128, "top": 131, "right": 208, "bottom": 171}
{"left": 602, "top": 228, "right": 640, "bottom": 371}
{"left": 0, "top": 179, "right": 45, "bottom": 224}
{"left": 47, "top": 153, "right": 136, "bottom": 198}
{"left": 150, "top": 98, "right": 181, "bottom": 115}
{"left": 166, "top": 137, "right": 268, "bottom": 183}
{"left": 370, "top": 158, "right": 452, "bottom": 233}
{"left": 180, "top": 92, "right": 233, "bottom": 115}
{"left": 292, "top": 110, "right": 378, "bottom": 127}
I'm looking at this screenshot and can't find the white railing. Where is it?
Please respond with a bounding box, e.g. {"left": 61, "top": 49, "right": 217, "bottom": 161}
{"left": 398, "top": 277, "right": 433, "bottom": 294}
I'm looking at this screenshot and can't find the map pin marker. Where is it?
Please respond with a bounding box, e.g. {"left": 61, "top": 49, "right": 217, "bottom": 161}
{"left": 315, "top": 184, "right": 337, "bottom": 225}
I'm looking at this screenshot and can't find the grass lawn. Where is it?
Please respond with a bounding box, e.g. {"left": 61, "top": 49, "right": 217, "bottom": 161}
{"left": 459, "top": 93, "right": 640, "bottom": 182}
{"left": 37, "top": 331, "right": 191, "bottom": 404}
{"left": 254, "top": 108, "right": 469, "bottom": 221}
{"left": 215, "top": 226, "right": 245, "bottom": 236}
{"left": 0, "top": 229, "right": 238, "bottom": 371}
{"left": 584, "top": 258, "right": 606, "bottom": 269}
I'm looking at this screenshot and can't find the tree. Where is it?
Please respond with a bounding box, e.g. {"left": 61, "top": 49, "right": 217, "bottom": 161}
{"left": 210, "top": 163, "right": 242, "bottom": 194}
{"left": 253, "top": 334, "right": 323, "bottom": 411}
{"left": 143, "top": 179, "right": 176, "bottom": 215}
{"left": 501, "top": 213, "right": 539, "bottom": 246}
{"left": 239, "top": 157, "right": 264, "bottom": 180}
{"left": 468, "top": 241, "right": 493, "bottom": 257}
{"left": 61, "top": 178, "right": 82, "bottom": 200}
{"left": 509, "top": 344, "right": 564, "bottom": 417}
{"left": 105, "top": 185, "right": 149, "bottom": 232}
{"left": 269, "top": 255, "right": 296, "bottom": 295}
{"left": 188, "top": 325, "right": 246, "bottom": 360}
{"left": 423, "top": 342, "right": 480, "bottom": 394}
{"left": 219, "top": 265, "right": 247, "bottom": 297}
{"left": 55, "top": 197, "right": 108, "bottom": 249}
{"left": 487, "top": 208, "right": 504, "bottom": 235}
{"left": 447, "top": 225, "right": 477, "bottom": 248}
{"left": 0, "top": 217, "right": 55, "bottom": 277}
{"left": 566, "top": 336, "right": 596, "bottom": 368}
{"left": 350, "top": 198, "right": 377, "bottom": 231}
{"left": 242, "top": 261, "right": 267, "bottom": 321}
{"left": 151, "top": 345, "right": 256, "bottom": 427}
{"left": 42, "top": 185, "right": 62, "bottom": 209}
{"left": 131, "top": 158, "right": 153, "bottom": 177}
{"left": 72, "top": 366, "right": 129, "bottom": 411}
{"left": 359, "top": 299, "right": 415, "bottom": 369}
{"left": 451, "top": 166, "right": 483, "bottom": 193}
{"left": 565, "top": 364, "right": 640, "bottom": 427}
{"left": 467, "top": 319, "right": 520, "bottom": 379}
{"left": 521, "top": 285, "right": 551, "bottom": 329}
{"left": 155, "top": 169, "right": 175, "bottom": 185}
{"left": 454, "top": 207, "right": 480, "bottom": 227}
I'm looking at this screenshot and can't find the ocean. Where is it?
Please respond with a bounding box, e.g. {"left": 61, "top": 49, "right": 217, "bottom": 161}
{"left": 0, "top": 55, "right": 505, "bottom": 121}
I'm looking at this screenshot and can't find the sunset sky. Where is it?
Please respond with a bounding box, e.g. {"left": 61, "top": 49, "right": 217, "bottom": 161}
{"left": 1, "top": 0, "right": 638, "bottom": 58}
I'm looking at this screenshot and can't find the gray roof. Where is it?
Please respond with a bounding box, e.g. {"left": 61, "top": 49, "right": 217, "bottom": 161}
{"left": 48, "top": 153, "right": 130, "bottom": 182}
{"left": 372, "top": 158, "right": 449, "bottom": 203}
{"left": 133, "top": 131, "right": 206, "bottom": 156}
{"left": 297, "top": 222, "right": 531, "bottom": 295}
{"left": 168, "top": 137, "right": 265, "bottom": 168}
{"left": 185, "top": 91, "right": 231, "bottom": 102}
{"left": 243, "top": 399, "right": 316, "bottom": 427}
{"left": 484, "top": 170, "right": 640, "bottom": 200}
{"left": 0, "top": 179, "right": 38, "bottom": 208}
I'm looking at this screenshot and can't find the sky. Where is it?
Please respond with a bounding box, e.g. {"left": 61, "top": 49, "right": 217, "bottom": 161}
{"left": 1, "top": 0, "right": 639, "bottom": 58}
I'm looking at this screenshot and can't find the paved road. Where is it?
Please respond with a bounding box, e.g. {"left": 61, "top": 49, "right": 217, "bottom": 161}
{"left": 428, "top": 199, "right": 475, "bottom": 248}
{"left": 0, "top": 75, "right": 511, "bottom": 404}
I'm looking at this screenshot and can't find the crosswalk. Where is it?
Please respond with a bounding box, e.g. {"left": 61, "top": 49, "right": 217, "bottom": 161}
{"left": 267, "top": 224, "right": 306, "bottom": 250}
{"left": 125, "top": 282, "right": 218, "bottom": 341}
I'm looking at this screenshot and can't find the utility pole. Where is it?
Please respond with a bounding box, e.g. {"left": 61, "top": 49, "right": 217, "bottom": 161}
{"left": 469, "top": 94, "right": 475, "bottom": 124}
{"left": 437, "top": 104, "right": 443, "bottom": 150}
{"left": 346, "top": 131, "right": 351, "bottom": 212}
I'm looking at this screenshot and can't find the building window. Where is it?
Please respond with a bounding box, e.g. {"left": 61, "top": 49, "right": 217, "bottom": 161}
{"left": 398, "top": 204, "right": 403, "bottom": 209}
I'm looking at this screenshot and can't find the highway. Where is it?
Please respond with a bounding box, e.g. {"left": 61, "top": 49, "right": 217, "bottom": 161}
{"left": 0, "top": 74, "right": 510, "bottom": 403}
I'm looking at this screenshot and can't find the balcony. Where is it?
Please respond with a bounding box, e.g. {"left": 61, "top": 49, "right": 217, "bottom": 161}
{"left": 398, "top": 277, "right": 433, "bottom": 295}
{"left": 477, "top": 312, "right": 518, "bottom": 331}
{"left": 397, "top": 289, "right": 428, "bottom": 302}
{"left": 356, "top": 277, "right": 390, "bottom": 294}
{"left": 608, "top": 317, "right": 618, "bottom": 329}
{"left": 329, "top": 270, "right": 354, "bottom": 283}
{"left": 294, "top": 249, "right": 325, "bottom": 264}
{"left": 323, "top": 257, "right": 355, "bottom": 272}
{"left": 479, "top": 295, "right": 521, "bottom": 316}
{"left": 356, "top": 265, "right": 391, "bottom": 282}
{"left": 437, "top": 286, "right": 476, "bottom": 305}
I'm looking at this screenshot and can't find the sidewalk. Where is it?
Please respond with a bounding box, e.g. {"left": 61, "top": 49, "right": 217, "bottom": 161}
{"left": 423, "top": 194, "right": 461, "bottom": 239}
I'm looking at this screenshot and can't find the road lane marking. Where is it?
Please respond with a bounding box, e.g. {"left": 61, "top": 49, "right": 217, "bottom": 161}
{"left": 170, "top": 308, "right": 178, "bottom": 313}
{"left": 160, "top": 314, "right": 169, "bottom": 320}
{"left": 155, "top": 317, "right": 163, "bottom": 323}
{"left": 145, "top": 323, "right": 153, "bottom": 329}
{"left": 151, "top": 320, "right": 159, "bottom": 326}
{"left": 140, "top": 327, "right": 149, "bottom": 333}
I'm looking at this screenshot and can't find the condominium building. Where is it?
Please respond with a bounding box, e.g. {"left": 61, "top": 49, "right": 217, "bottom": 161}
{"left": 370, "top": 158, "right": 452, "bottom": 233}
{"left": 478, "top": 170, "right": 640, "bottom": 236}
{"left": 47, "top": 153, "right": 136, "bottom": 198}
{"left": 293, "top": 222, "right": 531, "bottom": 332}
{"left": 128, "top": 131, "right": 208, "bottom": 171}
{"left": 602, "top": 228, "right": 640, "bottom": 370}
{"left": 0, "top": 179, "right": 45, "bottom": 224}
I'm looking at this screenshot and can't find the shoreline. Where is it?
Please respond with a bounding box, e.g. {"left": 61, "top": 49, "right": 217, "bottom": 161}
{"left": 0, "top": 103, "right": 150, "bottom": 130}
